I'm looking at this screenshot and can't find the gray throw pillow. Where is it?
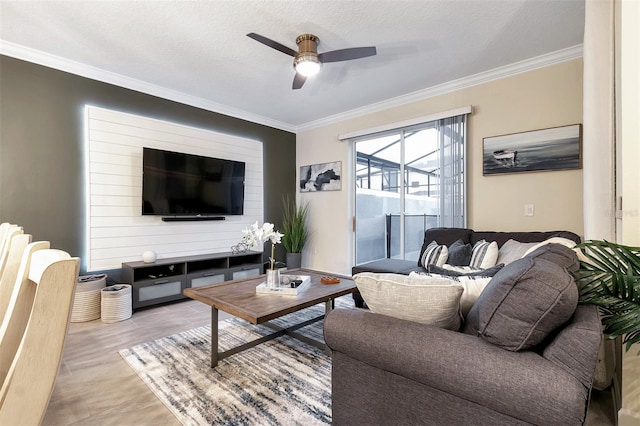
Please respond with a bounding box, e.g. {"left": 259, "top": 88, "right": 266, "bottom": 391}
{"left": 463, "top": 254, "right": 578, "bottom": 351}
{"left": 525, "top": 243, "right": 580, "bottom": 273}
{"left": 446, "top": 239, "right": 472, "bottom": 266}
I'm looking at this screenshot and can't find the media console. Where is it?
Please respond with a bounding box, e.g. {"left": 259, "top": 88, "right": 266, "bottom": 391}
{"left": 122, "top": 251, "right": 263, "bottom": 310}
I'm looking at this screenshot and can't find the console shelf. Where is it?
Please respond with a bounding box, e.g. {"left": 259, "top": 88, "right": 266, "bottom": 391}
{"left": 122, "top": 251, "right": 263, "bottom": 309}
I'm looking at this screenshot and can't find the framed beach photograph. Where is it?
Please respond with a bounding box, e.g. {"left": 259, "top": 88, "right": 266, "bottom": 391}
{"left": 300, "top": 161, "right": 342, "bottom": 192}
{"left": 483, "top": 124, "right": 582, "bottom": 175}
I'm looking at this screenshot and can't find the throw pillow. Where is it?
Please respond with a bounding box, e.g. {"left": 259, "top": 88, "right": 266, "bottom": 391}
{"left": 469, "top": 240, "right": 499, "bottom": 269}
{"left": 428, "top": 263, "right": 504, "bottom": 277}
{"left": 523, "top": 237, "right": 578, "bottom": 259}
{"left": 353, "top": 272, "right": 463, "bottom": 330}
{"left": 418, "top": 241, "right": 448, "bottom": 268}
{"left": 463, "top": 255, "right": 578, "bottom": 351}
{"left": 496, "top": 239, "right": 539, "bottom": 265}
{"left": 446, "top": 239, "right": 472, "bottom": 266}
{"left": 411, "top": 271, "right": 491, "bottom": 317}
{"left": 526, "top": 243, "right": 580, "bottom": 273}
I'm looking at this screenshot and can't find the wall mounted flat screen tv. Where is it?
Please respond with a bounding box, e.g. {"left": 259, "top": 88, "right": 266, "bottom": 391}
{"left": 142, "top": 147, "right": 245, "bottom": 217}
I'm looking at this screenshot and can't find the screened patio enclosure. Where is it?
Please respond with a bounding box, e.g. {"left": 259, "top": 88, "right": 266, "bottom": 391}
{"left": 353, "top": 116, "right": 466, "bottom": 266}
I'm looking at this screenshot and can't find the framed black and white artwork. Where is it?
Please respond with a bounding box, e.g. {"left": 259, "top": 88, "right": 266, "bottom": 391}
{"left": 483, "top": 124, "right": 582, "bottom": 175}
{"left": 299, "top": 161, "right": 342, "bottom": 192}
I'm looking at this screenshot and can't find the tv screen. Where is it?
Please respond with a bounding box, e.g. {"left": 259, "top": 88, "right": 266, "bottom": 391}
{"left": 142, "top": 147, "right": 245, "bottom": 216}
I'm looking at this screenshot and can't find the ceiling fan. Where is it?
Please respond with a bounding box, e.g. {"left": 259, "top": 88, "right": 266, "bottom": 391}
{"left": 247, "top": 32, "right": 377, "bottom": 90}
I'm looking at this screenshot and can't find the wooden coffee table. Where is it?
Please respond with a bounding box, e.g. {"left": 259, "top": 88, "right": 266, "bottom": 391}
{"left": 183, "top": 268, "right": 356, "bottom": 367}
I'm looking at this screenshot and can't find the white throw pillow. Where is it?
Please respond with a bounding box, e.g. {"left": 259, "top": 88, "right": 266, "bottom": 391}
{"left": 410, "top": 271, "right": 491, "bottom": 317}
{"left": 353, "top": 272, "right": 463, "bottom": 330}
{"left": 469, "top": 240, "right": 499, "bottom": 269}
{"left": 496, "top": 239, "right": 539, "bottom": 265}
{"left": 522, "top": 237, "right": 577, "bottom": 257}
{"left": 419, "top": 241, "right": 448, "bottom": 268}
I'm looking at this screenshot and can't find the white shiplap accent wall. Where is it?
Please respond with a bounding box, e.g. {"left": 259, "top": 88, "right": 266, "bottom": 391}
{"left": 85, "top": 106, "right": 263, "bottom": 271}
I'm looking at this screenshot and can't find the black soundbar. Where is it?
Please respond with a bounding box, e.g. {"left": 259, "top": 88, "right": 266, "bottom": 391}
{"left": 161, "top": 216, "right": 226, "bottom": 222}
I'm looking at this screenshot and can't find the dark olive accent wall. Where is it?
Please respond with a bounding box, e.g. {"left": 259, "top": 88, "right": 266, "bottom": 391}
{"left": 0, "top": 55, "right": 296, "bottom": 274}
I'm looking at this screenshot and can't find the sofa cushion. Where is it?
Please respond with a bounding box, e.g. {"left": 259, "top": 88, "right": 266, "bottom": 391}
{"left": 418, "top": 241, "right": 448, "bottom": 268}
{"left": 353, "top": 272, "right": 463, "bottom": 330}
{"left": 496, "top": 237, "right": 579, "bottom": 266}
{"left": 470, "top": 230, "right": 582, "bottom": 248}
{"left": 543, "top": 305, "right": 602, "bottom": 388}
{"left": 446, "top": 239, "right": 473, "bottom": 266}
{"left": 352, "top": 258, "right": 425, "bottom": 275}
{"left": 469, "top": 240, "right": 498, "bottom": 269}
{"left": 423, "top": 227, "right": 473, "bottom": 247}
{"left": 463, "top": 253, "right": 579, "bottom": 351}
{"left": 496, "top": 239, "right": 540, "bottom": 265}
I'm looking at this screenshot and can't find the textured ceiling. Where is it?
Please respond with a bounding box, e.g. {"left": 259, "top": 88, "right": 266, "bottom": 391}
{"left": 0, "top": 0, "right": 585, "bottom": 131}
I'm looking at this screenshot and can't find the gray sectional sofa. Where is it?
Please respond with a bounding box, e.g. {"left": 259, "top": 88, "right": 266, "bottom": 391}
{"left": 325, "top": 228, "right": 601, "bottom": 425}
{"left": 351, "top": 227, "right": 582, "bottom": 307}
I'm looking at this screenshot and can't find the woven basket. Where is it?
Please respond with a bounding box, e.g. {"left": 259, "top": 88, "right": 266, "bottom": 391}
{"left": 101, "top": 284, "right": 132, "bottom": 323}
{"left": 71, "top": 274, "right": 107, "bottom": 322}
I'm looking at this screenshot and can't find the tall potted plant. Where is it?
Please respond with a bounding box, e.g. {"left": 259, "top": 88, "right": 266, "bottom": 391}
{"left": 281, "top": 195, "right": 309, "bottom": 269}
{"left": 573, "top": 240, "right": 640, "bottom": 353}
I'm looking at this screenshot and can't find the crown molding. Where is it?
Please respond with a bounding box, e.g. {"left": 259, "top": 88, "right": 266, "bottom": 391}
{"left": 1, "top": 40, "right": 582, "bottom": 134}
{"left": 0, "top": 40, "right": 296, "bottom": 133}
{"left": 296, "top": 44, "right": 583, "bottom": 132}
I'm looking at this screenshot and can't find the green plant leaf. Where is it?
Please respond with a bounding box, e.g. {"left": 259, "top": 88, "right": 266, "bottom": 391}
{"left": 280, "top": 195, "right": 310, "bottom": 254}
{"left": 574, "top": 240, "right": 640, "bottom": 352}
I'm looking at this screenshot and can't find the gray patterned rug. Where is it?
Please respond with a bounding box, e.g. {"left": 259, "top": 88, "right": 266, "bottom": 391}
{"left": 120, "top": 300, "right": 351, "bottom": 425}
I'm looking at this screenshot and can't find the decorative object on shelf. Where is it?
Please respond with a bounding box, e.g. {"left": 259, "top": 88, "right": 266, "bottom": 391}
{"left": 241, "top": 222, "right": 284, "bottom": 288}
{"left": 142, "top": 250, "right": 157, "bottom": 263}
{"left": 573, "top": 240, "right": 640, "bottom": 353}
{"left": 281, "top": 195, "right": 309, "bottom": 269}
{"left": 230, "top": 241, "right": 249, "bottom": 254}
{"left": 483, "top": 124, "right": 582, "bottom": 175}
{"left": 299, "top": 161, "right": 341, "bottom": 192}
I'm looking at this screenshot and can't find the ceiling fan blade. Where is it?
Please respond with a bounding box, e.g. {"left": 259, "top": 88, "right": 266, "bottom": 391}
{"left": 318, "top": 46, "right": 377, "bottom": 63}
{"left": 247, "top": 33, "right": 297, "bottom": 57}
{"left": 292, "top": 73, "right": 307, "bottom": 90}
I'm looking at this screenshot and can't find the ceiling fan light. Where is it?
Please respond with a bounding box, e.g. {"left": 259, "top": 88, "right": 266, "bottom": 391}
{"left": 294, "top": 54, "right": 321, "bottom": 77}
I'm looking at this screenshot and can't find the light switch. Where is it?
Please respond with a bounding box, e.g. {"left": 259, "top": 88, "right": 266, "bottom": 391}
{"left": 525, "top": 204, "right": 534, "bottom": 216}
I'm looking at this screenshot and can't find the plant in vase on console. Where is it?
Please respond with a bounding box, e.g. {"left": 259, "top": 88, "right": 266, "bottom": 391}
{"left": 242, "top": 222, "right": 284, "bottom": 288}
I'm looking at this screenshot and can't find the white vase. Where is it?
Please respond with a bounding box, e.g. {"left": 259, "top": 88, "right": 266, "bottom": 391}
{"left": 142, "top": 251, "right": 156, "bottom": 263}
{"left": 266, "top": 269, "right": 280, "bottom": 289}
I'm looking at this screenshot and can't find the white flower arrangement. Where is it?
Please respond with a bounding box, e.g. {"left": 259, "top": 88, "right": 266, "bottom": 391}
{"left": 241, "top": 222, "right": 284, "bottom": 270}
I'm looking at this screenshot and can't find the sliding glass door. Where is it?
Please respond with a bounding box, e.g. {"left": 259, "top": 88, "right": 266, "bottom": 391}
{"left": 353, "top": 115, "right": 466, "bottom": 265}
{"left": 354, "top": 124, "right": 440, "bottom": 264}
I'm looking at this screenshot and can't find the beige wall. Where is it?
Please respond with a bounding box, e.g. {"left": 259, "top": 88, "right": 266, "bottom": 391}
{"left": 297, "top": 59, "right": 583, "bottom": 275}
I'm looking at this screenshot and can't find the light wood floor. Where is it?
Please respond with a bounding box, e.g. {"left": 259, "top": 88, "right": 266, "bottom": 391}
{"left": 43, "top": 299, "right": 222, "bottom": 425}
{"left": 43, "top": 299, "right": 616, "bottom": 425}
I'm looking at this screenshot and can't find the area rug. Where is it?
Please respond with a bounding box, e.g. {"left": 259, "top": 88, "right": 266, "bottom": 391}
{"left": 119, "top": 300, "right": 351, "bottom": 425}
